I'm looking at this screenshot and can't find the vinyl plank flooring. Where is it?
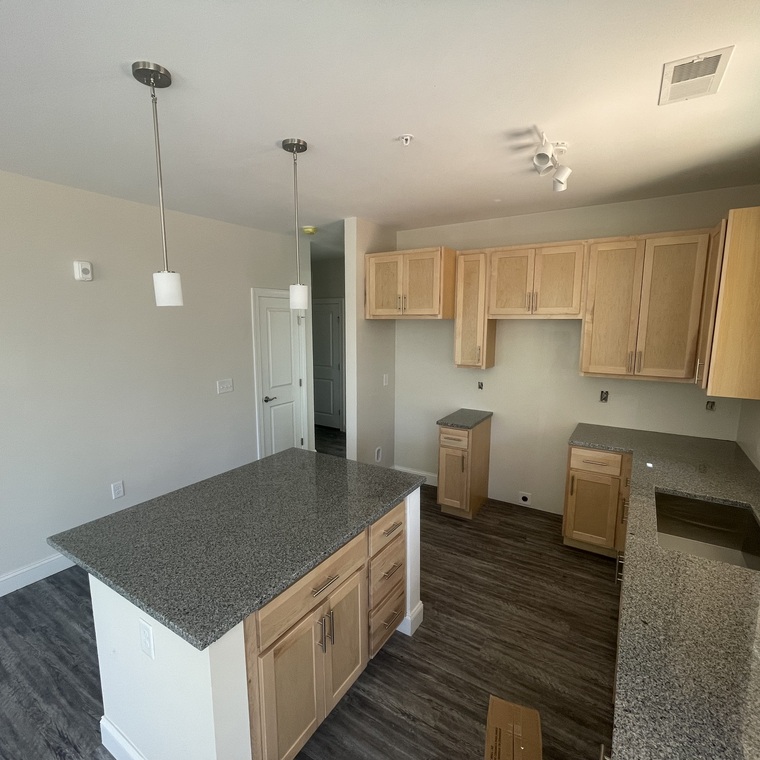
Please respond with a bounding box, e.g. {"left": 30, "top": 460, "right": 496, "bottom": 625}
{"left": 314, "top": 426, "right": 346, "bottom": 458}
{"left": 0, "top": 484, "right": 618, "bottom": 760}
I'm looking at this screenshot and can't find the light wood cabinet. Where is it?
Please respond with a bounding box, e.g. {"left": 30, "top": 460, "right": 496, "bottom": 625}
{"left": 695, "top": 220, "right": 726, "bottom": 389}
{"left": 581, "top": 232, "right": 708, "bottom": 379}
{"left": 365, "top": 247, "right": 456, "bottom": 319}
{"left": 437, "top": 418, "right": 492, "bottom": 520}
{"left": 454, "top": 252, "right": 496, "bottom": 368}
{"left": 706, "top": 206, "right": 760, "bottom": 400}
{"left": 563, "top": 446, "right": 632, "bottom": 558}
{"left": 368, "top": 500, "right": 406, "bottom": 657}
{"left": 487, "top": 243, "right": 584, "bottom": 318}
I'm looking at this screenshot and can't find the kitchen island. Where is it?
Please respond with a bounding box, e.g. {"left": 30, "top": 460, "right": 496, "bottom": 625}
{"left": 569, "top": 424, "right": 760, "bottom": 760}
{"left": 48, "top": 448, "right": 424, "bottom": 760}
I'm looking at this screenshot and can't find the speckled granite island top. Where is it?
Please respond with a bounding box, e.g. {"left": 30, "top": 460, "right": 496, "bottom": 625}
{"left": 569, "top": 424, "right": 760, "bottom": 760}
{"left": 436, "top": 408, "right": 493, "bottom": 429}
{"left": 48, "top": 449, "right": 424, "bottom": 651}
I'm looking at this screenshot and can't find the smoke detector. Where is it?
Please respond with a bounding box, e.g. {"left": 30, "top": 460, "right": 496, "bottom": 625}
{"left": 659, "top": 46, "right": 734, "bottom": 105}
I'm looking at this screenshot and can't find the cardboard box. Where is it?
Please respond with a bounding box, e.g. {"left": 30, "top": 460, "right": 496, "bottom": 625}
{"left": 484, "top": 695, "right": 543, "bottom": 760}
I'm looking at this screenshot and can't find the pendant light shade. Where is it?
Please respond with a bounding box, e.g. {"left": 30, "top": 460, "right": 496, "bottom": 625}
{"left": 282, "top": 138, "right": 309, "bottom": 311}
{"left": 133, "top": 61, "right": 184, "bottom": 307}
{"left": 153, "top": 271, "right": 184, "bottom": 306}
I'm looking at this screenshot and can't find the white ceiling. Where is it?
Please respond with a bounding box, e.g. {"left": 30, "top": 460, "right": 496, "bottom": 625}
{"left": 2, "top": 0, "right": 760, "bottom": 247}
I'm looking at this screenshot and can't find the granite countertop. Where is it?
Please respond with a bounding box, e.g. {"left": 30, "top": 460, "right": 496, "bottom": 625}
{"left": 48, "top": 449, "right": 424, "bottom": 651}
{"left": 436, "top": 408, "right": 493, "bottom": 429}
{"left": 569, "top": 424, "right": 760, "bottom": 760}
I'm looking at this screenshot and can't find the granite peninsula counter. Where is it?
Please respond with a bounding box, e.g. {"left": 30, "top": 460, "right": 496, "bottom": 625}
{"left": 48, "top": 448, "right": 425, "bottom": 760}
{"left": 569, "top": 424, "right": 760, "bottom": 760}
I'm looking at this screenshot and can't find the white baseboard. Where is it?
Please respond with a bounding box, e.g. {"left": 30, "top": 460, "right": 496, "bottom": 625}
{"left": 0, "top": 554, "right": 74, "bottom": 597}
{"left": 101, "top": 717, "right": 147, "bottom": 760}
{"left": 398, "top": 600, "right": 424, "bottom": 636}
{"left": 394, "top": 465, "right": 437, "bottom": 488}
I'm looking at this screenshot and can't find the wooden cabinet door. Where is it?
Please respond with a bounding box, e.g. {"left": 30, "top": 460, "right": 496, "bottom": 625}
{"left": 324, "top": 569, "right": 368, "bottom": 713}
{"left": 259, "top": 605, "right": 327, "bottom": 760}
{"left": 455, "top": 252, "right": 495, "bottom": 368}
{"left": 636, "top": 235, "right": 708, "bottom": 378}
{"left": 488, "top": 248, "right": 534, "bottom": 316}
{"left": 533, "top": 244, "right": 584, "bottom": 316}
{"left": 403, "top": 249, "right": 441, "bottom": 316}
{"left": 696, "top": 220, "right": 726, "bottom": 389}
{"left": 707, "top": 207, "right": 760, "bottom": 400}
{"left": 437, "top": 446, "right": 468, "bottom": 510}
{"left": 366, "top": 255, "right": 402, "bottom": 317}
{"left": 564, "top": 470, "right": 620, "bottom": 548}
{"left": 581, "top": 241, "right": 644, "bottom": 375}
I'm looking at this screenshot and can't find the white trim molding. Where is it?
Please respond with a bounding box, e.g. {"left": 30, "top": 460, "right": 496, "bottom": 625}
{"left": 394, "top": 465, "right": 436, "bottom": 488}
{"left": 0, "top": 553, "right": 74, "bottom": 597}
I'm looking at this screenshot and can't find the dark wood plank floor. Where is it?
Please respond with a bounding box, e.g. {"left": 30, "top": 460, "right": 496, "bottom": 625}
{"left": 314, "top": 425, "right": 346, "bottom": 458}
{"left": 0, "top": 485, "right": 618, "bottom": 760}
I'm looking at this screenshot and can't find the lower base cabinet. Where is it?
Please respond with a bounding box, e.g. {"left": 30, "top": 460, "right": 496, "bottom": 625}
{"left": 258, "top": 568, "right": 367, "bottom": 760}
{"left": 245, "top": 502, "right": 407, "bottom": 760}
{"left": 563, "top": 446, "right": 632, "bottom": 559}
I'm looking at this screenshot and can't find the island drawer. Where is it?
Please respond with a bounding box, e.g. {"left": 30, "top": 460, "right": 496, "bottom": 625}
{"left": 570, "top": 447, "right": 622, "bottom": 476}
{"left": 369, "top": 500, "right": 406, "bottom": 556}
{"left": 439, "top": 427, "right": 468, "bottom": 449}
{"left": 369, "top": 534, "right": 405, "bottom": 609}
{"left": 257, "top": 530, "right": 367, "bottom": 650}
{"left": 369, "top": 580, "right": 405, "bottom": 657}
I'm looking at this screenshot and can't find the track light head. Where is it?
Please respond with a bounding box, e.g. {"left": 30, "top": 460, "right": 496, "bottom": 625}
{"left": 553, "top": 164, "right": 572, "bottom": 192}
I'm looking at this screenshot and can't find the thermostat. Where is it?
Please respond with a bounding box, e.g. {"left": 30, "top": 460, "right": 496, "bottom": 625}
{"left": 73, "top": 261, "right": 93, "bottom": 281}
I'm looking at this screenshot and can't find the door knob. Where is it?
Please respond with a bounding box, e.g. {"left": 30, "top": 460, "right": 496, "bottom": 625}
{"left": 263, "top": 396, "right": 277, "bottom": 403}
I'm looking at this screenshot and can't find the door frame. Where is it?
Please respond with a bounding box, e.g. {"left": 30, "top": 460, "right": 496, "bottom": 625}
{"left": 251, "top": 288, "right": 309, "bottom": 459}
{"left": 312, "top": 297, "right": 346, "bottom": 432}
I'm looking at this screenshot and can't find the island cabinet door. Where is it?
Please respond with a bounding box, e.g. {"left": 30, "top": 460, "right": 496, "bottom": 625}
{"left": 258, "top": 604, "right": 328, "bottom": 760}
{"left": 323, "top": 568, "right": 368, "bottom": 712}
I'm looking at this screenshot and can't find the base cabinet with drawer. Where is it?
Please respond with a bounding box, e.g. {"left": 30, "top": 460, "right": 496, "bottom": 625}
{"left": 245, "top": 502, "right": 408, "bottom": 760}
{"left": 437, "top": 417, "right": 492, "bottom": 520}
{"left": 563, "top": 446, "right": 632, "bottom": 558}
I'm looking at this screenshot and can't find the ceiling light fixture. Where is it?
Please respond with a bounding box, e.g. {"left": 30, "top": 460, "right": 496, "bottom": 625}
{"left": 533, "top": 132, "right": 572, "bottom": 192}
{"left": 282, "top": 138, "right": 309, "bottom": 310}
{"left": 132, "top": 61, "right": 183, "bottom": 307}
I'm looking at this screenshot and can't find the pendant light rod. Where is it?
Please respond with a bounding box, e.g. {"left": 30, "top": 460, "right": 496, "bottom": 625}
{"left": 282, "top": 138, "right": 308, "bottom": 286}
{"left": 150, "top": 84, "right": 169, "bottom": 272}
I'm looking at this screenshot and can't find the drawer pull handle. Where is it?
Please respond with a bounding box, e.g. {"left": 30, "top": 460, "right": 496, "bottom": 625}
{"left": 382, "top": 562, "right": 401, "bottom": 580}
{"left": 442, "top": 436, "right": 462, "bottom": 442}
{"left": 582, "top": 459, "right": 609, "bottom": 466}
{"left": 327, "top": 609, "right": 335, "bottom": 646}
{"left": 382, "top": 521, "right": 402, "bottom": 537}
{"left": 318, "top": 615, "right": 327, "bottom": 652}
{"left": 312, "top": 574, "right": 340, "bottom": 597}
{"left": 382, "top": 609, "right": 401, "bottom": 629}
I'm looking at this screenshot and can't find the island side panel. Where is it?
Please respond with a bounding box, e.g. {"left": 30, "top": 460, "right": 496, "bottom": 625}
{"left": 398, "top": 486, "right": 423, "bottom": 635}
{"left": 89, "top": 576, "right": 251, "bottom": 760}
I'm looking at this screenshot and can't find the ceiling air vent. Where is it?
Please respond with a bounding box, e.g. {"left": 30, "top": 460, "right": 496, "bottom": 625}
{"left": 658, "top": 46, "right": 734, "bottom": 105}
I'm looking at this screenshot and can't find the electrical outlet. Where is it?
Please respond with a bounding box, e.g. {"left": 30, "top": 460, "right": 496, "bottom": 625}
{"left": 374, "top": 447, "right": 382, "bottom": 463}
{"left": 519, "top": 492, "right": 532, "bottom": 506}
{"left": 706, "top": 400, "right": 716, "bottom": 411}
{"left": 600, "top": 390, "right": 609, "bottom": 403}
{"left": 111, "top": 480, "right": 124, "bottom": 499}
{"left": 139, "top": 619, "right": 155, "bottom": 659}
{"left": 478, "top": 382, "right": 484, "bottom": 390}
{"left": 216, "top": 378, "right": 234, "bottom": 395}
{"left": 382, "top": 373, "right": 389, "bottom": 387}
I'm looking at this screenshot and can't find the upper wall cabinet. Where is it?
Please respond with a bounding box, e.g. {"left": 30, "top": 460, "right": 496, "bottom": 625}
{"left": 706, "top": 207, "right": 760, "bottom": 399}
{"left": 454, "top": 252, "right": 496, "bottom": 369}
{"left": 581, "top": 232, "right": 708, "bottom": 379}
{"left": 365, "top": 247, "right": 456, "bottom": 319}
{"left": 487, "top": 243, "right": 585, "bottom": 318}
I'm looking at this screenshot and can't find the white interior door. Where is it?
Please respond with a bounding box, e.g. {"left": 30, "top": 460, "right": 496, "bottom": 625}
{"left": 253, "top": 289, "right": 306, "bottom": 457}
{"left": 312, "top": 298, "right": 344, "bottom": 430}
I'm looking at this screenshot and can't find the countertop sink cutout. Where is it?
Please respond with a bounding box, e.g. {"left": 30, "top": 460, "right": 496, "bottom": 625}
{"left": 655, "top": 491, "right": 760, "bottom": 571}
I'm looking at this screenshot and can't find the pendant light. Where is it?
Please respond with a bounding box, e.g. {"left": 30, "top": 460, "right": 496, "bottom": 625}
{"left": 282, "top": 138, "right": 309, "bottom": 310}
{"left": 132, "top": 61, "right": 183, "bottom": 307}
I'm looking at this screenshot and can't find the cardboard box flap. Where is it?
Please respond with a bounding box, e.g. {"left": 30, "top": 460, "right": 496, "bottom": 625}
{"left": 485, "top": 695, "right": 542, "bottom": 760}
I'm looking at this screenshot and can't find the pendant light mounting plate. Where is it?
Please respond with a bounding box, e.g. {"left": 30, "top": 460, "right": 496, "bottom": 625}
{"left": 132, "top": 61, "right": 172, "bottom": 88}
{"left": 282, "top": 138, "right": 308, "bottom": 154}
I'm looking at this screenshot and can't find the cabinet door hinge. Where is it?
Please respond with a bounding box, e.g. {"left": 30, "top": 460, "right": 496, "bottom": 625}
{"left": 300, "top": 437, "right": 304, "bottom": 446}
{"left": 299, "top": 378, "right": 303, "bottom": 387}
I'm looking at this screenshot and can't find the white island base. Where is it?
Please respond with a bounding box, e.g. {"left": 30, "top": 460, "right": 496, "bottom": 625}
{"left": 91, "top": 489, "right": 422, "bottom": 760}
